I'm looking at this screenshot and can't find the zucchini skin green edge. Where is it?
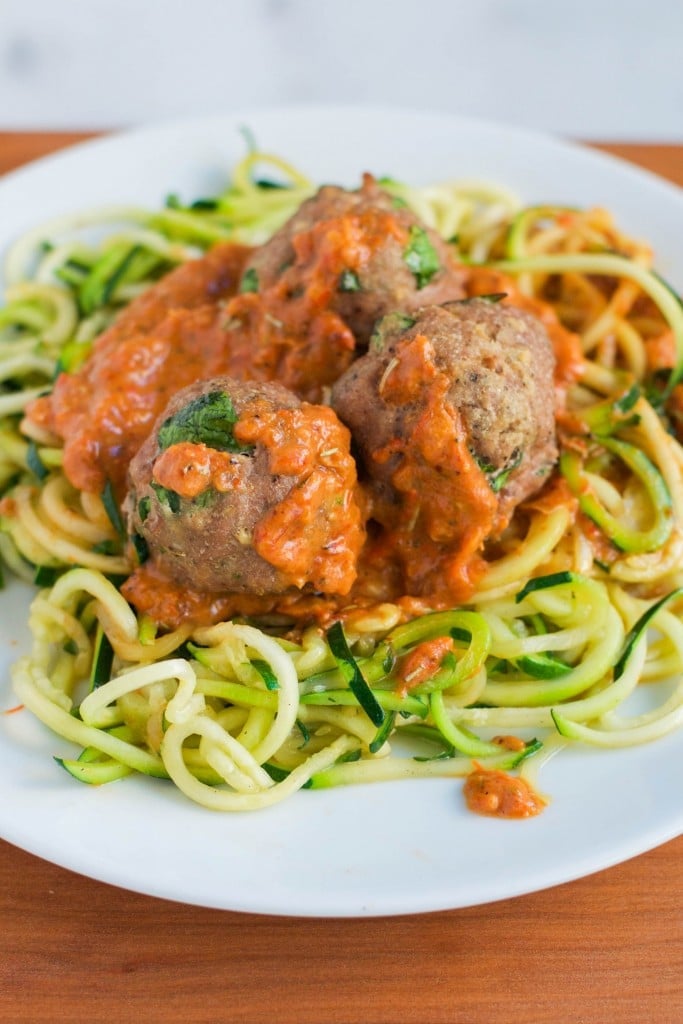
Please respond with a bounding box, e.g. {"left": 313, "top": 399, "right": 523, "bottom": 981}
{"left": 552, "top": 587, "right": 683, "bottom": 742}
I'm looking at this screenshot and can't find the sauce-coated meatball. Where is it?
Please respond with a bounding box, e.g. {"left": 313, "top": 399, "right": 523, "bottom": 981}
{"left": 125, "top": 377, "right": 364, "bottom": 597}
{"left": 330, "top": 300, "right": 558, "bottom": 598}
{"left": 235, "top": 174, "right": 465, "bottom": 351}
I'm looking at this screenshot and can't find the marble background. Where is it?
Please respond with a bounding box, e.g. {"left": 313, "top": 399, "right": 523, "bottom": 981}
{"left": 0, "top": 0, "right": 682, "bottom": 139}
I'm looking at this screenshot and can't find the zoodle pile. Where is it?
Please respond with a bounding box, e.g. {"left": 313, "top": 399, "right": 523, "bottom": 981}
{"left": 2, "top": 146, "right": 683, "bottom": 815}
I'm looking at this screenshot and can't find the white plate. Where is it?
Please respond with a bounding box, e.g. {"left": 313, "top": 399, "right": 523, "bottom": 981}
{"left": 1, "top": 107, "right": 682, "bottom": 917}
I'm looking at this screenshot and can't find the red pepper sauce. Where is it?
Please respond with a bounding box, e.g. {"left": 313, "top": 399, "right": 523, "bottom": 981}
{"left": 121, "top": 560, "right": 273, "bottom": 628}
{"left": 152, "top": 442, "right": 245, "bottom": 498}
{"left": 370, "top": 333, "right": 499, "bottom": 603}
{"left": 395, "top": 636, "right": 455, "bottom": 695}
{"left": 234, "top": 402, "right": 365, "bottom": 595}
{"left": 120, "top": 558, "right": 349, "bottom": 631}
{"left": 26, "top": 242, "right": 252, "bottom": 497}
{"left": 219, "top": 206, "right": 408, "bottom": 402}
{"left": 463, "top": 766, "right": 546, "bottom": 818}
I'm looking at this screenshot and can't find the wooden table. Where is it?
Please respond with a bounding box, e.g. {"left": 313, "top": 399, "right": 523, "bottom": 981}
{"left": 0, "top": 132, "right": 681, "bottom": 1024}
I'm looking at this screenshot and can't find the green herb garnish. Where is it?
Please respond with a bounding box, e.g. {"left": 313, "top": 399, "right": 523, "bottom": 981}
{"left": 240, "top": 268, "right": 259, "bottom": 294}
{"left": 150, "top": 482, "right": 181, "bottom": 513}
{"left": 138, "top": 496, "right": 151, "bottom": 522}
{"left": 338, "top": 269, "right": 361, "bottom": 292}
{"left": 403, "top": 226, "right": 440, "bottom": 289}
{"left": 157, "top": 390, "right": 252, "bottom": 454}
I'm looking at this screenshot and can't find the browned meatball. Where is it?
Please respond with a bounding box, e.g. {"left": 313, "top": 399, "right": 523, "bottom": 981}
{"left": 125, "top": 377, "right": 364, "bottom": 596}
{"left": 331, "top": 298, "right": 558, "bottom": 530}
{"left": 240, "top": 175, "right": 466, "bottom": 347}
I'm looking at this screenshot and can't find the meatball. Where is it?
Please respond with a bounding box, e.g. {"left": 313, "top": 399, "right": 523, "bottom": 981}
{"left": 333, "top": 299, "right": 558, "bottom": 513}
{"left": 125, "top": 377, "right": 364, "bottom": 597}
{"left": 330, "top": 300, "right": 558, "bottom": 597}
{"left": 239, "top": 174, "right": 466, "bottom": 348}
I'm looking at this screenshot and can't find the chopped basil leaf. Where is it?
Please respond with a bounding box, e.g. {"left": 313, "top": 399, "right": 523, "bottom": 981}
{"left": 490, "top": 450, "right": 523, "bottom": 493}
{"left": 192, "top": 488, "right": 215, "bottom": 508}
{"left": 403, "top": 226, "right": 440, "bottom": 289}
{"left": 157, "top": 390, "right": 252, "bottom": 454}
{"left": 338, "top": 269, "right": 361, "bottom": 293}
{"left": 474, "top": 449, "right": 523, "bottom": 493}
{"left": 151, "top": 482, "right": 181, "bottom": 513}
{"left": 138, "top": 496, "right": 151, "bottom": 522}
{"left": 240, "top": 268, "right": 259, "bottom": 294}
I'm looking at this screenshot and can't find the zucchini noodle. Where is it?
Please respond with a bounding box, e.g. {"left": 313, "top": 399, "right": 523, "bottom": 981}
{"left": 2, "top": 148, "right": 683, "bottom": 815}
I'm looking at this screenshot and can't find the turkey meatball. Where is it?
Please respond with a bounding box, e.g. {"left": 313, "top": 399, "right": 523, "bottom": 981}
{"left": 330, "top": 299, "right": 558, "bottom": 597}
{"left": 237, "top": 174, "right": 466, "bottom": 349}
{"left": 125, "top": 377, "right": 364, "bottom": 597}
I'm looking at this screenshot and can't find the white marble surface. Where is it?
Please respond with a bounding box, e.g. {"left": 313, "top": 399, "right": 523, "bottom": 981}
{"left": 0, "top": 0, "right": 682, "bottom": 139}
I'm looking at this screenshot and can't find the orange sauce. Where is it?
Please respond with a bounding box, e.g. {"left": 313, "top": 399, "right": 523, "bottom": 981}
{"left": 523, "top": 475, "right": 578, "bottom": 516}
{"left": 27, "top": 243, "right": 252, "bottom": 496}
{"left": 152, "top": 442, "right": 244, "bottom": 498}
{"left": 463, "top": 766, "right": 546, "bottom": 818}
{"left": 234, "top": 402, "right": 364, "bottom": 595}
{"left": 491, "top": 735, "right": 527, "bottom": 752}
{"left": 644, "top": 329, "right": 675, "bottom": 372}
{"left": 121, "top": 561, "right": 264, "bottom": 627}
{"left": 1, "top": 704, "right": 24, "bottom": 715}
{"left": 371, "top": 333, "right": 498, "bottom": 603}
{"left": 0, "top": 496, "right": 17, "bottom": 517}
{"left": 218, "top": 205, "right": 408, "bottom": 402}
{"left": 395, "top": 636, "right": 455, "bottom": 695}
{"left": 218, "top": 292, "right": 356, "bottom": 404}
{"left": 121, "top": 558, "right": 348, "bottom": 630}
